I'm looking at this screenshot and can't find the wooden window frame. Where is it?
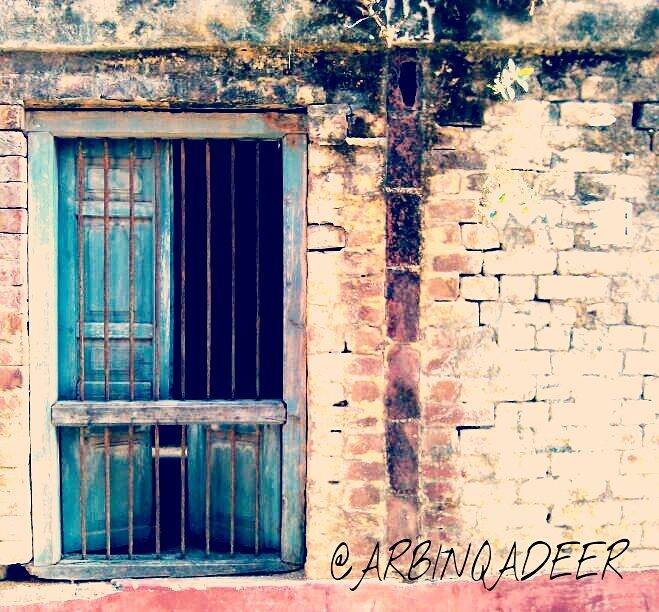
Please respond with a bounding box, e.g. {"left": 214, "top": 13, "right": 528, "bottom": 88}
{"left": 26, "top": 111, "right": 307, "bottom": 576}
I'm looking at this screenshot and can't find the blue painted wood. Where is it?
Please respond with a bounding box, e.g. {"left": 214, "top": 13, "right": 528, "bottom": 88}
{"left": 27, "top": 131, "right": 62, "bottom": 565}
{"left": 188, "top": 424, "right": 281, "bottom": 552}
{"left": 58, "top": 139, "right": 172, "bottom": 554}
{"left": 280, "top": 134, "right": 307, "bottom": 565}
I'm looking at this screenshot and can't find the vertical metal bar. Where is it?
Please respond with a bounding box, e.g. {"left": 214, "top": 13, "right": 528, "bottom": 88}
{"left": 104, "top": 426, "right": 111, "bottom": 559}
{"left": 255, "top": 142, "right": 260, "bottom": 400}
{"left": 127, "top": 424, "right": 134, "bottom": 558}
{"left": 205, "top": 426, "right": 211, "bottom": 557}
{"left": 206, "top": 140, "right": 212, "bottom": 399}
{"left": 254, "top": 425, "right": 261, "bottom": 555}
{"left": 180, "top": 141, "right": 186, "bottom": 400}
{"left": 154, "top": 424, "right": 161, "bottom": 557}
{"left": 79, "top": 426, "right": 87, "bottom": 559}
{"left": 230, "top": 425, "right": 236, "bottom": 555}
{"left": 153, "top": 140, "right": 161, "bottom": 401}
{"left": 76, "top": 140, "right": 86, "bottom": 402}
{"left": 180, "top": 424, "right": 187, "bottom": 557}
{"left": 103, "top": 139, "right": 111, "bottom": 401}
{"left": 230, "top": 142, "right": 236, "bottom": 399}
{"left": 128, "top": 139, "right": 136, "bottom": 401}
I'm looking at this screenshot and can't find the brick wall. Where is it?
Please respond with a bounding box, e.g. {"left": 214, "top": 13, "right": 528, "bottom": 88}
{"left": 0, "top": 104, "right": 31, "bottom": 564}
{"left": 416, "top": 64, "right": 658, "bottom": 569}
{"left": 0, "top": 47, "right": 655, "bottom": 581}
{"left": 303, "top": 54, "right": 658, "bottom": 578}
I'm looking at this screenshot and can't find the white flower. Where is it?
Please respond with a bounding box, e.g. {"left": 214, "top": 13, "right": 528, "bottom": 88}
{"left": 489, "top": 59, "right": 534, "bottom": 101}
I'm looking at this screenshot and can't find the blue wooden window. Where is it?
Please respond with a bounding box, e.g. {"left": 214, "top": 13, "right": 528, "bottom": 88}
{"left": 27, "top": 112, "right": 306, "bottom": 580}
{"left": 41, "top": 130, "right": 301, "bottom": 577}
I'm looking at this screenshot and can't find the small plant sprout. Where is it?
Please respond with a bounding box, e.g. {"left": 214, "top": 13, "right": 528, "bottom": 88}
{"left": 347, "top": 0, "right": 398, "bottom": 47}
{"left": 489, "top": 58, "right": 534, "bottom": 101}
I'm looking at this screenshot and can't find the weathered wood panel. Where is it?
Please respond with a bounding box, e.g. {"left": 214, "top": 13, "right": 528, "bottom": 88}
{"left": 52, "top": 400, "right": 287, "bottom": 425}
{"left": 27, "top": 553, "right": 298, "bottom": 580}
{"left": 27, "top": 112, "right": 306, "bottom": 139}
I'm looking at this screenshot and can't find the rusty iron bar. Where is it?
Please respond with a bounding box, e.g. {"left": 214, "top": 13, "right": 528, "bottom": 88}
{"left": 206, "top": 140, "right": 212, "bottom": 400}
{"left": 153, "top": 140, "right": 161, "bottom": 401}
{"left": 127, "top": 424, "right": 134, "bottom": 558}
{"left": 230, "top": 425, "right": 236, "bottom": 555}
{"left": 128, "top": 139, "right": 136, "bottom": 402}
{"left": 180, "top": 424, "right": 187, "bottom": 557}
{"left": 254, "top": 424, "right": 261, "bottom": 555}
{"left": 103, "top": 139, "right": 111, "bottom": 402}
{"left": 180, "top": 140, "right": 186, "bottom": 400}
{"left": 255, "top": 142, "right": 260, "bottom": 400}
{"left": 76, "top": 140, "right": 85, "bottom": 402}
{"left": 204, "top": 425, "right": 211, "bottom": 556}
{"left": 104, "top": 426, "right": 111, "bottom": 559}
{"left": 154, "top": 424, "right": 161, "bottom": 557}
{"left": 79, "top": 426, "right": 87, "bottom": 559}
{"left": 230, "top": 142, "right": 236, "bottom": 399}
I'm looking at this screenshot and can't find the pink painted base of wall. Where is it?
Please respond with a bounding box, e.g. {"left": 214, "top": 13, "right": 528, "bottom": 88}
{"left": 3, "top": 570, "right": 659, "bottom": 611}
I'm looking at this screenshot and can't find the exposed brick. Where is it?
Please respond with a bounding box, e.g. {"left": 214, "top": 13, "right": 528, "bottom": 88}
{"left": 0, "top": 182, "right": 27, "bottom": 208}
{"left": 0, "top": 259, "right": 23, "bottom": 286}
{"left": 426, "top": 275, "right": 459, "bottom": 301}
{"left": 0, "top": 209, "right": 26, "bottom": 234}
{"left": 345, "top": 434, "right": 385, "bottom": 457}
{"left": 385, "top": 344, "right": 420, "bottom": 419}
{"left": 0, "top": 311, "right": 21, "bottom": 340}
{"left": 0, "top": 366, "right": 22, "bottom": 390}
{"left": 387, "top": 112, "right": 422, "bottom": 188}
{"left": 386, "top": 495, "right": 418, "bottom": 542}
{"left": 428, "top": 379, "right": 460, "bottom": 404}
{"left": 0, "top": 106, "right": 24, "bottom": 131}
{"left": 346, "top": 461, "right": 384, "bottom": 481}
{"left": 386, "top": 269, "right": 419, "bottom": 342}
{"left": 386, "top": 193, "right": 420, "bottom": 266}
{"left": 432, "top": 251, "right": 482, "bottom": 274}
{"left": 0, "top": 156, "right": 26, "bottom": 182}
{"left": 386, "top": 421, "right": 418, "bottom": 494}
{"left": 349, "top": 380, "right": 380, "bottom": 403}
{"left": 0, "top": 132, "right": 26, "bottom": 157}
{"left": 427, "top": 199, "right": 478, "bottom": 223}
{"left": 349, "top": 484, "right": 380, "bottom": 508}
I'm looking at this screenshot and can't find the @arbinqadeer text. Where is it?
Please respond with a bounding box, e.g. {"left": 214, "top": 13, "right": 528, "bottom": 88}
{"left": 330, "top": 538, "right": 630, "bottom": 592}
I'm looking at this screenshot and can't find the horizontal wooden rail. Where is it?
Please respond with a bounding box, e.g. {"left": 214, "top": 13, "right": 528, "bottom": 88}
{"left": 52, "top": 400, "right": 286, "bottom": 425}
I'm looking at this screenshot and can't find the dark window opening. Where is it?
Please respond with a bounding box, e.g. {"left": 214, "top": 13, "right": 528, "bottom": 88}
{"left": 398, "top": 61, "right": 418, "bottom": 108}
{"left": 172, "top": 140, "right": 283, "bottom": 401}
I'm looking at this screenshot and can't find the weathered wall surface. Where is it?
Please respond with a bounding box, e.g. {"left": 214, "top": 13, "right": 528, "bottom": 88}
{"left": 0, "top": 0, "right": 656, "bottom": 49}
{"left": 0, "top": 0, "right": 656, "bottom": 583}
{"left": 0, "top": 104, "right": 30, "bottom": 565}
